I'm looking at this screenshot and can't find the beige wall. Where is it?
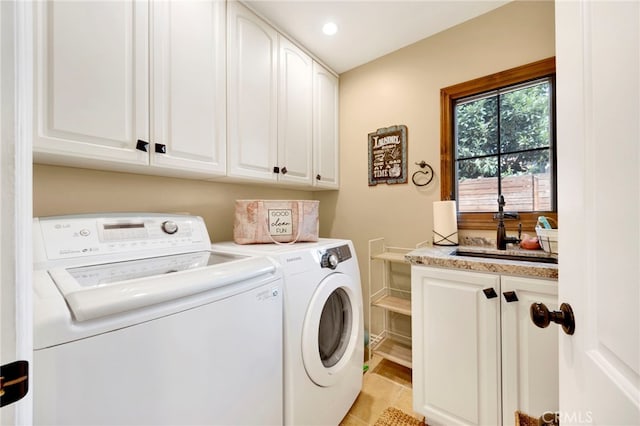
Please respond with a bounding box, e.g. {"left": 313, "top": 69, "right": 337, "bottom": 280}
{"left": 33, "top": 165, "right": 314, "bottom": 242}
{"left": 316, "top": 0, "right": 555, "bottom": 326}
{"left": 32, "top": 0, "right": 555, "bottom": 330}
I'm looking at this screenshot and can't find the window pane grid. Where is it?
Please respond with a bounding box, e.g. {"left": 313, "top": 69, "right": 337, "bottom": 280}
{"left": 457, "top": 144, "right": 550, "bottom": 162}
{"left": 454, "top": 76, "right": 553, "bottom": 213}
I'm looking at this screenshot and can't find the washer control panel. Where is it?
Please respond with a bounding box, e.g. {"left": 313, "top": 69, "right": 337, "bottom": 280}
{"left": 320, "top": 244, "right": 352, "bottom": 269}
{"left": 34, "top": 214, "right": 210, "bottom": 261}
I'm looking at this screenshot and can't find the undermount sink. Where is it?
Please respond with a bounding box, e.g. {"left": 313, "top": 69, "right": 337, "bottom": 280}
{"left": 451, "top": 248, "right": 558, "bottom": 264}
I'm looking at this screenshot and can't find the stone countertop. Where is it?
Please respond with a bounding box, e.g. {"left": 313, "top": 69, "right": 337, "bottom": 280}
{"left": 405, "top": 245, "right": 558, "bottom": 280}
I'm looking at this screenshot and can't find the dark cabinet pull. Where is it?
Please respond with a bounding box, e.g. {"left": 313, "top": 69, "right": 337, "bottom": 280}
{"left": 273, "top": 166, "right": 280, "bottom": 174}
{"left": 503, "top": 291, "right": 519, "bottom": 303}
{"left": 483, "top": 288, "right": 498, "bottom": 299}
{"left": 316, "top": 174, "right": 322, "bottom": 181}
{"left": 136, "top": 140, "right": 149, "bottom": 152}
{"left": 281, "top": 167, "right": 288, "bottom": 175}
{"left": 530, "top": 302, "right": 575, "bottom": 335}
{"left": 155, "top": 143, "right": 166, "bottom": 154}
{"left": 0, "top": 360, "right": 29, "bottom": 407}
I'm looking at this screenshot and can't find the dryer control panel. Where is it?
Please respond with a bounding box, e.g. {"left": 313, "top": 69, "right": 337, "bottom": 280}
{"left": 319, "top": 244, "right": 352, "bottom": 269}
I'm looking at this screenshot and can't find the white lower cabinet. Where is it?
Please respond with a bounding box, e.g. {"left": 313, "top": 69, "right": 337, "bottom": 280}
{"left": 411, "top": 266, "right": 558, "bottom": 426}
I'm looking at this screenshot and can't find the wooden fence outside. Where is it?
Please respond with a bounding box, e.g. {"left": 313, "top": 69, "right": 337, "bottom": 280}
{"left": 458, "top": 173, "right": 551, "bottom": 212}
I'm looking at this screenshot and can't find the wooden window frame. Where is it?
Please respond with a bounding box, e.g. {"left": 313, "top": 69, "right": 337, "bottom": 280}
{"left": 440, "top": 57, "right": 557, "bottom": 232}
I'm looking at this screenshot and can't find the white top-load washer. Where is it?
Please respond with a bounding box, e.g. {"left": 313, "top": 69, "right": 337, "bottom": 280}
{"left": 211, "top": 239, "right": 364, "bottom": 426}
{"left": 33, "top": 213, "right": 283, "bottom": 426}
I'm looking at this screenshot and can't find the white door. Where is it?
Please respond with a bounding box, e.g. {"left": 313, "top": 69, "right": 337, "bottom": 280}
{"left": 556, "top": 1, "right": 640, "bottom": 424}
{"left": 1, "top": 1, "right": 33, "bottom": 424}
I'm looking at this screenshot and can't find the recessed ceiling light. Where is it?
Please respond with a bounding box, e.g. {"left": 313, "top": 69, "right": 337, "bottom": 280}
{"left": 322, "top": 22, "right": 338, "bottom": 36}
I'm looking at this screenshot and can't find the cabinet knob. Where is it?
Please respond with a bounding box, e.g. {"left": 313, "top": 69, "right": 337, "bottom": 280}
{"left": 281, "top": 167, "right": 288, "bottom": 175}
{"left": 530, "top": 302, "right": 575, "bottom": 335}
{"left": 136, "top": 139, "right": 149, "bottom": 152}
{"left": 273, "top": 166, "right": 280, "bottom": 174}
{"left": 155, "top": 143, "right": 167, "bottom": 154}
{"left": 503, "top": 291, "right": 519, "bottom": 303}
{"left": 483, "top": 288, "right": 498, "bottom": 299}
{"left": 316, "top": 174, "right": 322, "bottom": 181}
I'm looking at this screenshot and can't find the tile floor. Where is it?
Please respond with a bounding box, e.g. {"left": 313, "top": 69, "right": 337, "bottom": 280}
{"left": 340, "top": 356, "right": 425, "bottom": 425}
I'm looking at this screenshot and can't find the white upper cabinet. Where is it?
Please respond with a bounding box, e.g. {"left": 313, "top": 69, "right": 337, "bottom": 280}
{"left": 34, "top": 0, "right": 338, "bottom": 187}
{"left": 34, "top": 0, "right": 149, "bottom": 167}
{"left": 34, "top": 0, "right": 226, "bottom": 178}
{"left": 226, "top": 0, "right": 278, "bottom": 182}
{"left": 149, "top": 0, "right": 226, "bottom": 176}
{"left": 226, "top": 1, "right": 338, "bottom": 189}
{"left": 312, "top": 62, "right": 339, "bottom": 189}
{"left": 277, "top": 36, "right": 313, "bottom": 186}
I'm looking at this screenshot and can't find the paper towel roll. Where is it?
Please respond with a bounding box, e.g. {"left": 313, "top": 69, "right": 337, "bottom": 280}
{"left": 433, "top": 201, "right": 458, "bottom": 246}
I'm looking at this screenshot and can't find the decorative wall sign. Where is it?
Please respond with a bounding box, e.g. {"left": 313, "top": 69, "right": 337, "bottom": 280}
{"left": 368, "top": 125, "right": 408, "bottom": 186}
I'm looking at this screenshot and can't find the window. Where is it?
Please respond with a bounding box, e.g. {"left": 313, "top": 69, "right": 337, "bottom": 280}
{"left": 441, "top": 58, "right": 557, "bottom": 231}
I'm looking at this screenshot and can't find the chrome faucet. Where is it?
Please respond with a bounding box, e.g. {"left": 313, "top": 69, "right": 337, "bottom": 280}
{"left": 496, "top": 195, "right": 521, "bottom": 250}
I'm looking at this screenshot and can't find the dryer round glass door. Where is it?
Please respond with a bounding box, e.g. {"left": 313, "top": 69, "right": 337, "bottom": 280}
{"left": 301, "top": 273, "right": 362, "bottom": 387}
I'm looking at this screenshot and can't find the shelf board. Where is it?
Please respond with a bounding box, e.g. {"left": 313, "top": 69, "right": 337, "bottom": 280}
{"left": 371, "top": 251, "right": 410, "bottom": 263}
{"left": 372, "top": 295, "right": 411, "bottom": 316}
{"left": 371, "top": 337, "right": 412, "bottom": 369}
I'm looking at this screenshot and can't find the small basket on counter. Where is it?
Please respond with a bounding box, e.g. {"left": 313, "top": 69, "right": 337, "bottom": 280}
{"left": 535, "top": 216, "right": 558, "bottom": 254}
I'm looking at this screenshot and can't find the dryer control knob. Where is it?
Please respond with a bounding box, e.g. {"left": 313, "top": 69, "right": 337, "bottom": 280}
{"left": 161, "top": 220, "right": 179, "bottom": 235}
{"left": 321, "top": 251, "right": 339, "bottom": 269}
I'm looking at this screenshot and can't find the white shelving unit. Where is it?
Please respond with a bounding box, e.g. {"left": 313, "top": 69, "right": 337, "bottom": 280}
{"left": 368, "top": 238, "right": 414, "bottom": 369}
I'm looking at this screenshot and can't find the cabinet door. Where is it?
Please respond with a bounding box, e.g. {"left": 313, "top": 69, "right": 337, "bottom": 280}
{"left": 150, "top": 0, "right": 226, "bottom": 177}
{"left": 500, "top": 276, "right": 558, "bottom": 425}
{"left": 411, "top": 266, "right": 501, "bottom": 426}
{"left": 312, "top": 62, "right": 339, "bottom": 189}
{"left": 277, "top": 36, "right": 313, "bottom": 186}
{"left": 226, "top": 1, "right": 278, "bottom": 182}
{"left": 34, "top": 0, "right": 149, "bottom": 167}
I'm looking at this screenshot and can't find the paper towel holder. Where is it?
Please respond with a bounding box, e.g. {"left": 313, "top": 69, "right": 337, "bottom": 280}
{"left": 412, "top": 161, "right": 434, "bottom": 187}
{"left": 432, "top": 200, "right": 459, "bottom": 246}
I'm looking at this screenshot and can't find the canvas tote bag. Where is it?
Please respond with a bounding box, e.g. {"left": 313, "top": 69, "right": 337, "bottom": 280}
{"left": 233, "top": 200, "right": 320, "bottom": 244}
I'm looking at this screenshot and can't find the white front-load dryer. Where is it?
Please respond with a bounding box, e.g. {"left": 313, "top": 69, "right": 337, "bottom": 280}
{"left": 212, "top": 239, "right": 364, "bottom": 426}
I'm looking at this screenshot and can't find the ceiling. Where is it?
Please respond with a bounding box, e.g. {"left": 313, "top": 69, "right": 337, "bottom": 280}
{"left": 244, "top": 0, "right": 511, "bottom": 74}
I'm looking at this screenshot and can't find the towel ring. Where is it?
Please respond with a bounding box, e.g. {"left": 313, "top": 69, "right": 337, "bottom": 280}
{"left": 412, "top": 161, "right": 434, "bottom": 187}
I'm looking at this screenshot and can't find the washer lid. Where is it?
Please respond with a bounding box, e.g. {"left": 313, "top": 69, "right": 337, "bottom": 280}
{"left": 65, "top": 251, "right": 238, "bottom": 287}
{"left": 48, "top": 252, "right": 275, "bottom": 322}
